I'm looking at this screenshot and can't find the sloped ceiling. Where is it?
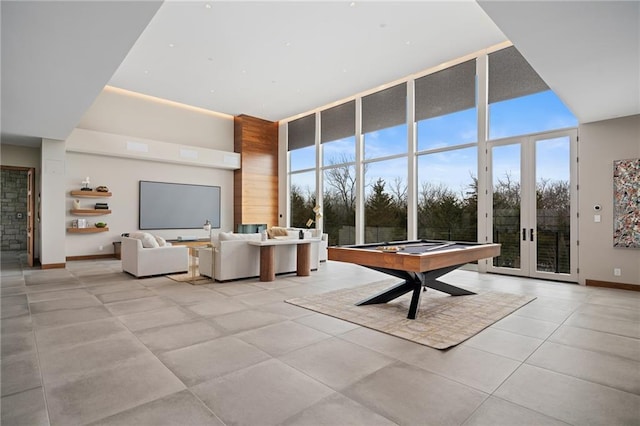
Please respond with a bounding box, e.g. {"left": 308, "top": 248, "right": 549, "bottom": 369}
{"left": 0, "top": 0, "right": 162, "bottom": 146}
{"left": 478, "top": 0, "right": 639, "bottom": 124}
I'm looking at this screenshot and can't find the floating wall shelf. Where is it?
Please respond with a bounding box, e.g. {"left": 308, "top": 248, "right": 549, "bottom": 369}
{"left": 70, "top": 209, "right": 112, "bottom": 216}
{"left": 67, "top": 227, "right": 109, "bottom": 233}
{"left": 70, "top": 190, "right": 112, "bottom": 197}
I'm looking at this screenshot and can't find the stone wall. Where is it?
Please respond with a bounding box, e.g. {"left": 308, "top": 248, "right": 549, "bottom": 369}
{"left": 1, "top": 169, "right": 28, "bottom": 251}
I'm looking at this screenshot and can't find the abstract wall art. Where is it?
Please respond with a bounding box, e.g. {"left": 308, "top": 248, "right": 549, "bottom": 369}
{"left": 613, "top": 158, "right": 640, "bottom": 248}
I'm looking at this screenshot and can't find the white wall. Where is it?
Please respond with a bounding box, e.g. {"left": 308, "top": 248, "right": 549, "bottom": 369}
{"left": 64, "top": 87, "right": 235, "bottom": 258}
{"left": 578, "top": 114, "right": 640, "bottom": 286}
{"left": 1, "top": 144, "right": 41, "bottom": 168}
{"left": 78, "top": 86, "right": 234, "bottom": 151}
{"left": 41, "top": 139, "right": 67, "bottom": 266}
{"left": 65, "top": 152, "right": 234, "bottom": 256}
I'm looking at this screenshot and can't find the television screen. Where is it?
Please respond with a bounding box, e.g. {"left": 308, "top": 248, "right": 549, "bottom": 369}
{"left": 139, "top": 181, "right": 221, "bottom": 230}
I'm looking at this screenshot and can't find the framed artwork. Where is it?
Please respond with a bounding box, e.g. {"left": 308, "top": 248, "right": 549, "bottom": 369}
{"left": 613, "top": 158, "right": 640, "bottom": 248}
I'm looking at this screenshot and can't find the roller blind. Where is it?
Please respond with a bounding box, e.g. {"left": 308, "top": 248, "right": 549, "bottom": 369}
{"left": 321, "top": 100, "right": 355, "bottom": 143}
{"left": 415, "top": 59, "right": 476, "bottom": 121}
{"left": 287, "top": 114, "right": 316, "bottom": 151}
{"left": 362, "top": 83, "right": 406, "bottom": 134}
{"left": 489, "top": 46, "right": 549, "bottom": 104}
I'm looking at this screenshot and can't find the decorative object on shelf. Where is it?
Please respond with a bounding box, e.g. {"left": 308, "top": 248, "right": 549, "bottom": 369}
{"left": 306, "top": 205, "right": 323, "bottom": 229}
{"left": 81, "top": 176, "right": 92, "bottom": 191}
{"left": 73, "top": 199, "right": 81, "bottom": 209}
{"left": 72, "top": 219, "right": 78, "bottom": 228}
{"left": 96, "top": 185, "right": 109, "bottom": 192}
{"left": 95, "top": 222, "right": 107, "bottom": 228}
{"left": 77, "top": 219, "right": 87, "bottom": 229}
{"left": 95, "top": 202, "right": 109, "bottom": 210}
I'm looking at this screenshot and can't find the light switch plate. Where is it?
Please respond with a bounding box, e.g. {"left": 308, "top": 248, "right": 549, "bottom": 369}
{"left": 594, "top": 214, "right": 601, "bottom": 222}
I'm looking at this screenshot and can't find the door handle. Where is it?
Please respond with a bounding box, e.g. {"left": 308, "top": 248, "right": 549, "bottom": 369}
{"left": 530, "top": 228, "right": 534, "bottom": 241}
{"left": 522, "top": 228, "right": 526, "bottom": 241}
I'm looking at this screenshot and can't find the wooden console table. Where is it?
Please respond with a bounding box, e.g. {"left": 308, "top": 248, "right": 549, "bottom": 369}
{"left": 248, "top": 238, "right": 321, "bottom": 282}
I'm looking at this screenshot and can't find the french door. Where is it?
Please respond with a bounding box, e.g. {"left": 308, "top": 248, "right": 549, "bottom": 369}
{"left": 487, "top": 129, "right": 577, "bottom": 282}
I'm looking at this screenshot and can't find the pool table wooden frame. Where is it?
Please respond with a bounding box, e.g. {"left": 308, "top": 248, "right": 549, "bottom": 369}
{"left": 328, "top": 240, "right": 501, "bottom": 319}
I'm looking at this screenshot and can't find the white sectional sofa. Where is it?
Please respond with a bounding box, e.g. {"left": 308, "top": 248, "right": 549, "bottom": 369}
{"left": 121, "top": 235, "right": 189, "bottom": 278}
{"left": 199, "top": 230, "right": 327, "bottom": 282}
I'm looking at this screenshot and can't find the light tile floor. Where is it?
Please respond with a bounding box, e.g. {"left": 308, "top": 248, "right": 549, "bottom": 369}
{"left": 1, "top": 251, "right": 639, "bottom": 425}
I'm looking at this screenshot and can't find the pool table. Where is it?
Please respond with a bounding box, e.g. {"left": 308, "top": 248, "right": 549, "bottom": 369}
{"left": 328, "top": 240, "right": 501, "bottom": 319}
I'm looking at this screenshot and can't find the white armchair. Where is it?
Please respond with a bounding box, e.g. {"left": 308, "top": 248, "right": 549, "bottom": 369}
{"left": 121, "top": 236, "right": 189, "bottom": 278}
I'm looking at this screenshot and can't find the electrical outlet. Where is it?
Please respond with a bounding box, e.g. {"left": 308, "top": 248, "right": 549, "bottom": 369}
{"left": 99, "top": 245, "right": 103, "bottom": 251}
{"left": 614, "top": 268, "right": 621, "bottom": 276}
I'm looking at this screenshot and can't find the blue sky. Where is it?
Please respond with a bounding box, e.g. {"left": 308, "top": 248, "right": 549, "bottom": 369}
{"left": 291, "top": 89, "right": 577, "bottom": 197}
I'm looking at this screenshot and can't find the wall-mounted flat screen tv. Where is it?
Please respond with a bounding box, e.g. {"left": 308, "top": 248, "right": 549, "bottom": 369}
{"left": 139, "top": 181, "right": 221, "bottom": 230}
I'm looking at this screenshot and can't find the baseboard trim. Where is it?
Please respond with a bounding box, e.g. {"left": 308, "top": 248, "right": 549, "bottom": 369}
{"left": 66, "top": 254, "right": 117, "bottom": 261}
{"left": 41, "top": 263, "right": 65, "bottom": 269}
{"left": 585, "top": 279, "right": 639, "bottom": 292}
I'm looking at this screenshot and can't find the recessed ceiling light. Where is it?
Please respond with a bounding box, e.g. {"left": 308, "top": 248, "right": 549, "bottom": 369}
{"left": 349, "top": 2, "right": 356, "bottom": 7}
{"left": 143, "top": 70, "right": 149, "bottom": 75}
{"left": 242, "top": 70, "right": 247, "bottom": 74}
{"left": 405, "top": 41, "right": 411, "bottom": 46}
{"left": 205, "top": 3, "right": 211, "bottom": 9}
{"left": 210, "top": 89, "right": 215, "bottom": 93}
{"left": 285, "top": 42, "right": 291, "bottom": 47}
{"left": 168, "top": 43, "right": 175, "bottom": 48}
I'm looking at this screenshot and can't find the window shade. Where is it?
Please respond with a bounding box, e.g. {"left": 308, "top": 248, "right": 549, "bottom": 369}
{"left": 321, "top": 100, "right": 355, "bottom": 143}
{"left": 489, "top": 46, "right": 549, "bottom": 104}
{"left": 362, "top": 83, "right": 406, "bottom": 134}
{"left": 415, "top": 59, "right": 476, "bottom": 121}
{"left": 288, "top": 114, "right": 316, "bottom": 151}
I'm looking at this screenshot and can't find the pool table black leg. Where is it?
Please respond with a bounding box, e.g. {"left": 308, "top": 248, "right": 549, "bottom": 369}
{"left": 356, "top": 280, "right": 416, "bottom": 306}
{"left": 356, "top": 265, "right": 475, "bottom": 320}
{"left": 417, "top": 265, "right": 476, "bottom": 296}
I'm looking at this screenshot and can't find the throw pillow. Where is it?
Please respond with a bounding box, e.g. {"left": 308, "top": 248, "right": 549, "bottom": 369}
{"left": 267, "top": 226, "right": 289, "bottom": 239}
{"left": 129, "top": 231, "right": 159, "bottom": 248}
{"left": 155, "top": 235, "right": 167, "bottom": 247}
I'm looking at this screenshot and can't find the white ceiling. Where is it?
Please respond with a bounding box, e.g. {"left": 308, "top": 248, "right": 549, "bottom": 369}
{"left": 1, "top": 1, "right": 638, "bottom": 148}
{"left": 108, "top": 1, "right": 506, "bottom": 122}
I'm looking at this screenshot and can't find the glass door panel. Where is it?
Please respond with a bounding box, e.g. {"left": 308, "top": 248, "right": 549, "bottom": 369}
{"left": 491, "top": 143, "right": 524, "bottom": 273}
{"left": 534, "top": 136, "right": 573, "bottom": 278}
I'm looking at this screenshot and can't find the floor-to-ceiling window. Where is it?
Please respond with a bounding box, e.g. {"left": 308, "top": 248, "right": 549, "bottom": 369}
{"left": 415, "top": 59, "right": 478, "bottom": 242}
{"left": 288, "top": 114, "right": 316, "bottom": 228}
{"left": 321, "top": 101, "right": 356, "bottom": 245}
{"left": 362, "top": 83, "right": 408, "bottom": 243}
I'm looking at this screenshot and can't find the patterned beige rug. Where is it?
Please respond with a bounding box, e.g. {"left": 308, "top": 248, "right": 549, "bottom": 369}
{"left": 286, "top": 279, "right": 536, "bottom": 350}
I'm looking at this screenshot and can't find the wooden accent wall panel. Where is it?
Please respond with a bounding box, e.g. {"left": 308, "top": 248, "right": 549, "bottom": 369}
{"left": 234, "top": 115, "right": 279, "bottom": 229}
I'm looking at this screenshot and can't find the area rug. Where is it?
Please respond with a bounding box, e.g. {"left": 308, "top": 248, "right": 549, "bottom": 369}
{"left": 286, "top": 279, "right": 536, "bottom": 349}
